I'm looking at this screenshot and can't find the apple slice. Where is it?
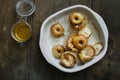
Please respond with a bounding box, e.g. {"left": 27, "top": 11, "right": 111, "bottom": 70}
{"left": 78, "top": 45, "right": 95, "bottom": 63}
{"left": 93, "top": 43, "right": 103, "bottom": 55}
{"left": 78, "top": 27, "right": 92, "bottom": 38}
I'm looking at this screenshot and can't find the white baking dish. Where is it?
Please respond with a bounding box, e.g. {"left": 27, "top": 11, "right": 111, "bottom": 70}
{"left": 39, "top": 5, "right": 109, "bottom": 73}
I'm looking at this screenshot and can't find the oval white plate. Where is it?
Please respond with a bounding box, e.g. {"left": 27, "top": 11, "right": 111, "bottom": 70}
{"left": 39, "top": 5, "right": 109, "bottom": 73}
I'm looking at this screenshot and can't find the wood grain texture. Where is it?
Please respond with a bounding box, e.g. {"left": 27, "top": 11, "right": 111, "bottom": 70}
{"left": 1, "top": 0, "right": 120, "bottom": 80}
{"left": 0, "top": 0, "right": 91, "bottom": 80}
{"left": 0, "top": 0, "right": 34, "bottom": 79}
{"left": 86, "top": 0, "right": 120, "bottom": 80}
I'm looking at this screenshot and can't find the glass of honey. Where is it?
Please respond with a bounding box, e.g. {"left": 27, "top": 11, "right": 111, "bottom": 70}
{"left": 11, "top": 0, "right": 35, "bottom": 45}
{"left": 11, "top": 21, "right": 32, "bottom": 43}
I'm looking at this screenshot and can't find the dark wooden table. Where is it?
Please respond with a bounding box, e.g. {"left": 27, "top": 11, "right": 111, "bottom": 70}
{"left": 0, "top": 0, "right": 120, "bottom": 80}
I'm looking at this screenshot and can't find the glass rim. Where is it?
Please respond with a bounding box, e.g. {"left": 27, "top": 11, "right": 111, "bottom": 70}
{"left": 16, "top": 0, "right": 36, "bottom": 17}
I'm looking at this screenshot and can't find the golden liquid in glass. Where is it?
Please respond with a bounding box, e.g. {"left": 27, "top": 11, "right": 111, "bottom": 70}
{"left": 13, "top": 22, "right": 31, "bottom": 42}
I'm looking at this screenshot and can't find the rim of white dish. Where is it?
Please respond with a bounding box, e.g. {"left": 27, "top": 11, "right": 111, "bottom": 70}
{"left": 39, "top": 5, "right": 109, "bottom": 73}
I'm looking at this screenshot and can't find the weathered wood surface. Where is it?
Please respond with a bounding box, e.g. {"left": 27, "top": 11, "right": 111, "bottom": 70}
{"left": 0, "top": 0, "right": 120, "bottom": 80}
{"left": 86, "top": 0, "right": 120, "bottom": 80}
